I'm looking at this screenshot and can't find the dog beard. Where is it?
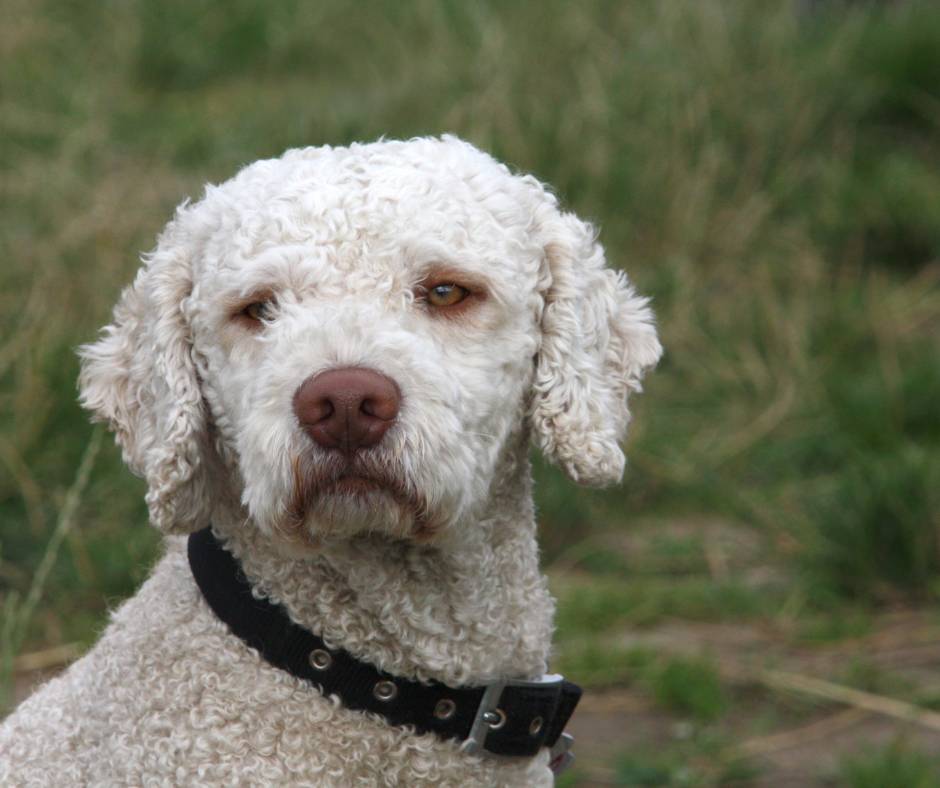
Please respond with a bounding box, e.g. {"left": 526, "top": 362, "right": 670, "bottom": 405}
{"left": 275, "top": 451, "right": 437, "bottom": 545}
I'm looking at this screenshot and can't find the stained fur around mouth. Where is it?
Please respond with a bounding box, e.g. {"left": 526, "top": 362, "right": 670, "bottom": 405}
{"left": 283, "top": 451, "right": 435, "bottom": 542}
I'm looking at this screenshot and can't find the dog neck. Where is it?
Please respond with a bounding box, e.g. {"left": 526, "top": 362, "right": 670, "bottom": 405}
{"left": 209, "top": 454, "right": 555, "bottom": 687}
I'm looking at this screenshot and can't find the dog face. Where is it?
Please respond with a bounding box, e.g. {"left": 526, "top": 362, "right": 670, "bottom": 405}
{"left": 79, "top": 137, "right": 661, "bottom": 546}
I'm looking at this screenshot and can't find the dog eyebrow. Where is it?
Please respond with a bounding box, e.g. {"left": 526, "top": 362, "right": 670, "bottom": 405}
{"left": 217, "top": 246, "right": 324, "bottom": 301}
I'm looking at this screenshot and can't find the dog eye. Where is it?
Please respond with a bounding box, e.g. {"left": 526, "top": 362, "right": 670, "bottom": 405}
{"left": 242, "top": 300, "right": 275, "bottom": 323}
{"left": 426, "top": 284, "right": 469, "bottom": 308}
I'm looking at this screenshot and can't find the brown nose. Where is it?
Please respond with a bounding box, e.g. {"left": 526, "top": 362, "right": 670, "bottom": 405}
{"left": 293, "top": 367, "right": 400, "bottom": 454}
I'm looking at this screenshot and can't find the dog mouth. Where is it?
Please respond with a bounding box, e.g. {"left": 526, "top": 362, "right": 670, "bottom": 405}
{"left": 321, "top": 473, "right": 385, "bottom": 496}
{"left": 284, "top": 453, "right": 436, "bottom": 540}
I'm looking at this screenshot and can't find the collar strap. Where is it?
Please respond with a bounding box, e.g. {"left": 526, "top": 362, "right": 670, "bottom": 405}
{"left": 187, "top": 527, "right": 581, "bottom": 759}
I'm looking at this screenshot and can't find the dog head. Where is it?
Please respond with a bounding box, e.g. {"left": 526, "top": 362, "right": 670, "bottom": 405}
{"left": 79, "top": 136, "right": 661, "bottom": 547}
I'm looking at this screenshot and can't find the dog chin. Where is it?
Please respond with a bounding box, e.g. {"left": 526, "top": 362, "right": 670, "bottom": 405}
{"left": 305, "top": 491, "right": 418, "bottom": 541}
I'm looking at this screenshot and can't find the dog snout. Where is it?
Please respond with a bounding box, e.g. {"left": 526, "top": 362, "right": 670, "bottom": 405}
{"left": 293, "top": 367, "right": 400, "bottom": 454}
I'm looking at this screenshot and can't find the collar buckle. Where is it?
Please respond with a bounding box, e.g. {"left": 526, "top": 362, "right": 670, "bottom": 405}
{"left": 460, "top": 674, "right": 565, "bottom": 756}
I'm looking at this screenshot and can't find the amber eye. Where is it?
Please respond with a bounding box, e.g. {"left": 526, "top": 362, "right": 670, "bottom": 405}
{"left": 242, "top": 300, "right": 275, "bottom": 322}
{"left": 426, "top": 283, "right": 469, "bottom": 308}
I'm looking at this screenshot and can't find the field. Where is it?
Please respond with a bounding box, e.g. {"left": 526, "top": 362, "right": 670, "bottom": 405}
{"left": 2, "top": 1, "right": 940, "bottom": 784}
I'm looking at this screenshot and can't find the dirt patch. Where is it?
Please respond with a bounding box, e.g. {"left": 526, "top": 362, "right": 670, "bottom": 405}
{"left": 564, "top": 609, "right": 940, "bottom": 785}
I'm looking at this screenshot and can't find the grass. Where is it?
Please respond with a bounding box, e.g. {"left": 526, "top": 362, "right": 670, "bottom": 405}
{"left": 839, "top": 740, "right": 939, "bottom": 788}
{"left": 554, "top": 642, "right": 727, "bottom": 723}
{"left": 616, "top": 746, "right": 758, "bottom": 788}
{"left": 554, "top": 573, "right": 776, "bottom": 633}
{"left": 0, "top": 428, "right": 103, "bottom": 710}
{"left": 651, "top": 656, "right": 728, "bottom": 723}
{"left": 2, "top": 0, "right": 940, "bottom": 779}
{"left": 553, "top": 643, "right": 657, "bottom": 690}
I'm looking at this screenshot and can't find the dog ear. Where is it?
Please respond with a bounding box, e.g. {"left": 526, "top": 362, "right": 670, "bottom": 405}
{"left": 530, "top": 209, "right": 662, "bottom": 487}
{"left": 79, "top": 208, "right": 212, "bottom": 533}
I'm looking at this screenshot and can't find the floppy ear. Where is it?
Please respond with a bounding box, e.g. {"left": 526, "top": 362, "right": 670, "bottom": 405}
{"left": 79, "top": 208, "right": 212, "bottom": 533}
{"left": 530, "top": 210, "right": 662, "bottom": 487}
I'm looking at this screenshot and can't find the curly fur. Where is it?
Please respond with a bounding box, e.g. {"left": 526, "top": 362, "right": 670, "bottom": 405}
{"left": 0, "top": 136, "right": 660, "bottom": 786}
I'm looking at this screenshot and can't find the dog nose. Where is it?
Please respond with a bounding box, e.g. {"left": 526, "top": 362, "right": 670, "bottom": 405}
{"left": 293, "top": 367, "right": 400, "bottom": 453}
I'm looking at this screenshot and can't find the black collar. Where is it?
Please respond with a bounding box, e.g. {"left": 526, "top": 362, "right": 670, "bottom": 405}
{"left": 187, "top": 527, "right": 580, "bottom": 761}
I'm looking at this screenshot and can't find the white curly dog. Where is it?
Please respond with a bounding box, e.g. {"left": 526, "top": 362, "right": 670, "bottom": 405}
{"left": 0, "top": 136, "right": 660, "bottom": 786}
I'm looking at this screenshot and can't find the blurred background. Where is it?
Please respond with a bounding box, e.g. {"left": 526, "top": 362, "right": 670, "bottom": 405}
{"left": 2, "top": 1, "right": 939, "bottom": 784}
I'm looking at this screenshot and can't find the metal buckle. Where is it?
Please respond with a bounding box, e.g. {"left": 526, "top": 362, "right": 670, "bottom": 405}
{"left": 548, "top": 732, "right": 575, "bottom": 774}
{"left": 460, "top": 674, "right": 565, "bottom": 756}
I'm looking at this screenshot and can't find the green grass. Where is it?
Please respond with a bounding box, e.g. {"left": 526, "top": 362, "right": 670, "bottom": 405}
{"left": 2, "top": 0, "right": 940, "bottom": 776}
{"left": 554, "top": 574, "right": 775, "bottom": 633}
{"left": 615, "top": 757, "right": 758, "bottom": 788}
{"left": 615, "top": 732, "right": 759, "bottom": 787}
{"left": 651, "top": 655, "right": 727, "bottom": 723}
{"left": 555, "top": 642, "right": 727, "bottom": 720}
{"left": 839, "top": 740, "right": 940, "bottom": 788}
{"left": 553, "top": 642, "right": 657, "bottom": 689}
